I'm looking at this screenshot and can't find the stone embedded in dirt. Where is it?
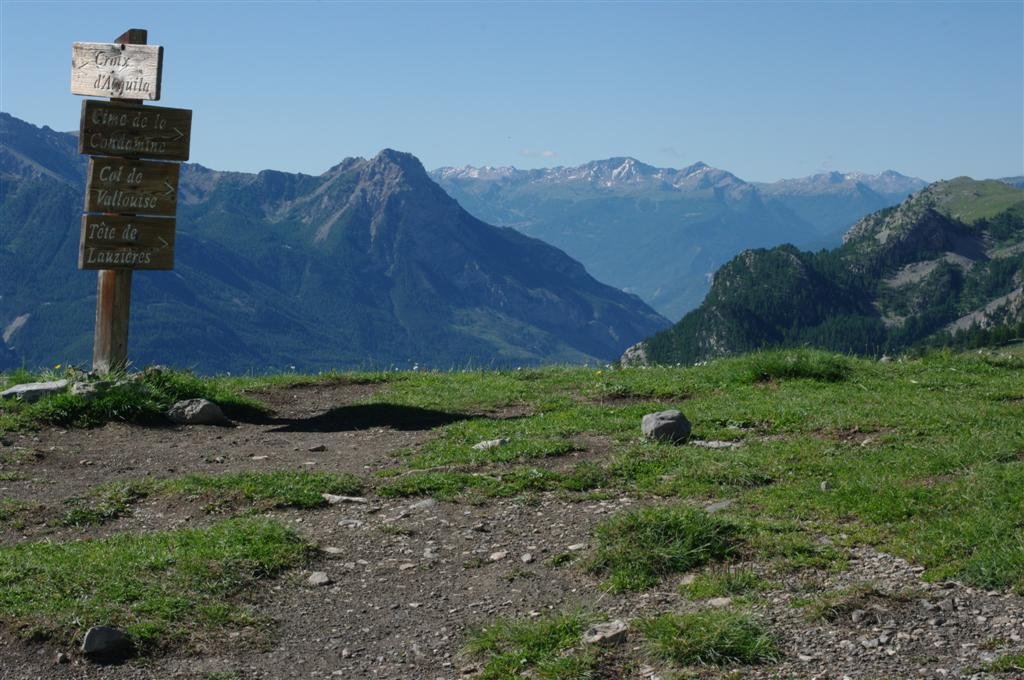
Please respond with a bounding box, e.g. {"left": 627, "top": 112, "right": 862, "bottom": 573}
{"left": 489, "top": 551, "right": 508, "bottom": 562}
{"left": 582, "top": 619, "right": 628, "bottom": 645}
{"left": 821, "top": 480, "right": 832, "bottom": 491}
{"left": 307, "top": 571, "right": 332, "bottom": 586}
{"left": 166, "top": 398, "right": 229, "bottom": 425}
{"left": 322, "top": 494, "right": 368, "bottom": 505}
{"left": 471, "top": 438, "right": 509, "bottom": 451}
{"left": 708, "top": 597, "right": 733, "bottom": 607}
{"left": 641, "top": 410, "right": 691, "bottom": 444}
{"left": 322, "top": 546, "right": 344, "bottom": 555}
{"left": 399, "top": 562, "right": 416, "bottom": 570}
{"left": 1, "top": 379, "right": 69, "bottom": 403}
{"left": 408, "top": 498, "right": 437, "bottom": 511}
{"left": 568, "top": 543, "right": 587, "bottom": 551}
{"left": 55, "top": 652, "right": 69, "bottom": 664}
{"left": 308, "top": 444, "right": 327, "bottom": 452}
{"left": 81, "top": 625, "right": 132, "bottom": 662}
{"left": 338, "top": 519, "right": 365, "bottom": 529}
{"left": 520, "top": 553, "right": 534, "bottom": 564}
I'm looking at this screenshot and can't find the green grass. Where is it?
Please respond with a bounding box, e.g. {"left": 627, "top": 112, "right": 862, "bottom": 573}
{"left": 463, "top": 612, "right": 595, "bottom": 680}
{"left": 985, "top": 653, "right": 1024, "bottom": 674}
{"left": 5, "top": 348, "right": 1024, "bottom": 592}
{"left": 0, "top": 367, "right": 265, "bottom": 431}
{"left": 57, "top": 471, "right": 364, "bottom": 527}
{"left": 679, "top": 568, "right": 768, "bottom": 600}
{"left": 586, "top": 506, "right": 738, "bottom": 592}
{"left": 744, "top": 350, "right": 852, "bottom": 383}
{"left": 638, "top": 610, "right": 778, "bottom": 667}
{"left": 0, "top": 517, "right": 309, "bottom": 653}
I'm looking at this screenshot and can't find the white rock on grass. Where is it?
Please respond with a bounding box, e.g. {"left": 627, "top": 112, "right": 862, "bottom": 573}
{"left": 472, "top": 438, "right": 509, "bottom": 451}
{"left": 166, "top": 398, "right": 229, "bottom": 425}
{"left": 322, "top": 494, "right": 368, "bottom": 505}
{"left": 1, "top": 380, "right": 69, "bottom": 403}
{"left": 641, "top": 410, "right": 691, "bottom": 444}
{"left": 583, "top": 620, "right": 628, "bottom": 645}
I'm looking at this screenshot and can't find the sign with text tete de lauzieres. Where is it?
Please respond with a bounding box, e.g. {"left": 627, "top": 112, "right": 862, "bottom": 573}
{"left": 72, "top": 39, "right": 191, "bottom": 271}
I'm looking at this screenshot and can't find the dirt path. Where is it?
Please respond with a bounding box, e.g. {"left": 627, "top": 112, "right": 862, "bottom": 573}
{"left": 1, "top": 384, "right": 1022, "bottom": 679}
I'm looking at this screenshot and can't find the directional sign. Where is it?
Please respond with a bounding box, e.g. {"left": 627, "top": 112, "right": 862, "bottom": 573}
{"left": 80, "top": 100, "right": 191, "bottom": 161}
{"left": 85, "top": 157, "right": 179, "bottom": 216}
{"left": 79, "top": 215, "right": 176, "bottom": 270}
{"left": 71, "top": 42, "right": 163, "bottom": 100}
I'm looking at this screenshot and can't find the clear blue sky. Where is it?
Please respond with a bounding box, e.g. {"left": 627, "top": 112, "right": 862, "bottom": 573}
{"left": 2, "top": 1, "right": 1021, "bottom": 182}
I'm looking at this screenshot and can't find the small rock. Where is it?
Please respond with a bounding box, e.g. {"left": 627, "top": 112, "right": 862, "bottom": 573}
{"left": 471, "top": 438, "right": 509, "bottom": 451}
{"left": 322, "top": 494, "right": 368, "bottom": 505}
{"left": 1, "top": 380, "right": 69, "bottom": 403}
{"left": 322, "top": 546, "right": 344, "bottom": 555}
{"left": 820, "top": 480, "right": 832, "bottom": 492}
{"left": 307, "top": 571, "right": 332, "bottom": 586}
{"left": 81, "top": 625, "right": 132, "bottom": 661}
{"left": 691, "top": 440, "right": 740, "bottom": 449}
{"left": 409, "top": 498, "right": 437, "bottom": 511}
{"left": 489, "top": 551, "right": 508, "bottom": 562}
{"left": 798, "top": 654, "right": 814, "bottom": 662}
{"left": 399, "top": 562, "right": 416, "bottom": 570}
{"left": 568, "top": 543, "right": 587, "bottom": 551}
{"left": 55, "top": 652, "right": 70, "bottom": 664}
{"left": 70, "top": 381, "right": 103, "bottom": 400}
{"left": 582, "top": 619, "right": 628, "bottom": 645}
{"left": 308, "top": 444, "right": 327, "bottom": 452}
{"left": 520, "top": 553, "right": 534, "bottom": 564}
{"left": 338, "top": 519, "right": 364, "bottom": 529}
{"left": 166, "top": 398, "right": 229, "bottom": 425}
{"left": 708, "top": 597, "right": 733, "bottom": 607}
{"left": 341, "top": 648, "right": 352, "bottom": 659}
{"left": 641, "top": 410, "right": 691, "bottom": 444}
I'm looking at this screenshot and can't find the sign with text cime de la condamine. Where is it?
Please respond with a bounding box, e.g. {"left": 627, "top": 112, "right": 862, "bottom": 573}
{"left": 84, "top": 157, "right": 180, "bottom": 217}
{"left": 79, "top": 214, "right": 176, "bottom": 270}
{"left": 71, "top": 42, "right": 163, "bottom": 100}
{"left": 79, "top": 100, "right": 192, "bottom": 161}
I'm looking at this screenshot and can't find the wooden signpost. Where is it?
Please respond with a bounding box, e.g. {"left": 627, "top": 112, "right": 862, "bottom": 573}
{"left": 72, "top": 28, "right": 192, "bottom": 373}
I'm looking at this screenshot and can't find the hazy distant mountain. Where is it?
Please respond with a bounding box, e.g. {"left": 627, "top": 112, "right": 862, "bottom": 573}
{"left": 1000, "top": 176, "right": 1024, "bottom": 190}
{"left": 0, "top": 113, "right": 668, "bottom": 373}
{"left": 432, "top": 160, "right": 924, "bottom": 318}
{"left": 641, "top": 178, "right": 1024, "bottom": 364}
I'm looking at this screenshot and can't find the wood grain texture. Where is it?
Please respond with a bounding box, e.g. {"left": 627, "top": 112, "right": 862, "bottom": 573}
{"left": 92, "top": 269, "right": 133, "bottom": 373}
{"left": 71, "top": 42, "right": 162, "bottom": 100}
{"left": 85, "top": 157, "right": 179, "bottom": 216}
{"left": 80, "top": 100, "right": 192, "bottom": 161}
{"left": 79, "top": 215, "right": 175, "bottom": 270}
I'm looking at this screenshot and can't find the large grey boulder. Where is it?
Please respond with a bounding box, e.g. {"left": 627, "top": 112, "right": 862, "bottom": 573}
{"left": 641, "top": 410, "right": 691, "bottom": 444}
{"left": 619, "top": 341, "right": 648, "bottom": 367}
{"left": 0, "top": 379, "right": 68, "bottom": 403}
{"left": 167, "top": 398, "right": 229, "bottom": 425}
{"left": 81, "top": 625, "right": 132, "bottom": 661}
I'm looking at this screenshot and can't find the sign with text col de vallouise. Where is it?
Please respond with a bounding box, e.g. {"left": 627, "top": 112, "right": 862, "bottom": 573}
{"left": 72, "top": 39, "right": 191, "bottom": 272}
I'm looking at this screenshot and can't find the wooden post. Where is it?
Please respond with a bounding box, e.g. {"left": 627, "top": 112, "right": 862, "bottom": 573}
{"left": 91, "top": 28, "right": 146, "bottom": 374}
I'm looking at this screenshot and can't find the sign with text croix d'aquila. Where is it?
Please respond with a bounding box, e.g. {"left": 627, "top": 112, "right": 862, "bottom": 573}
{"left": 71, "top": 42, "right": 163, "bottom": 100}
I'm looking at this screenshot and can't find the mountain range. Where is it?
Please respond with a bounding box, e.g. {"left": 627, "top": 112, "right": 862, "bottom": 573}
{"left": 432, "top": 160, "right": 925, "bottom": 317}
{"left": 0, "top": 113, "right": 668, "bottom": 373}
{"left": 640, "top": 178, "right": 1024, "bottom": 364}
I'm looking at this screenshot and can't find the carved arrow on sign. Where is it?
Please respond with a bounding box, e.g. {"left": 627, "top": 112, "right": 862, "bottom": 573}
{"left": 162, "top": 181, "right": 176, "bottom": 197}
